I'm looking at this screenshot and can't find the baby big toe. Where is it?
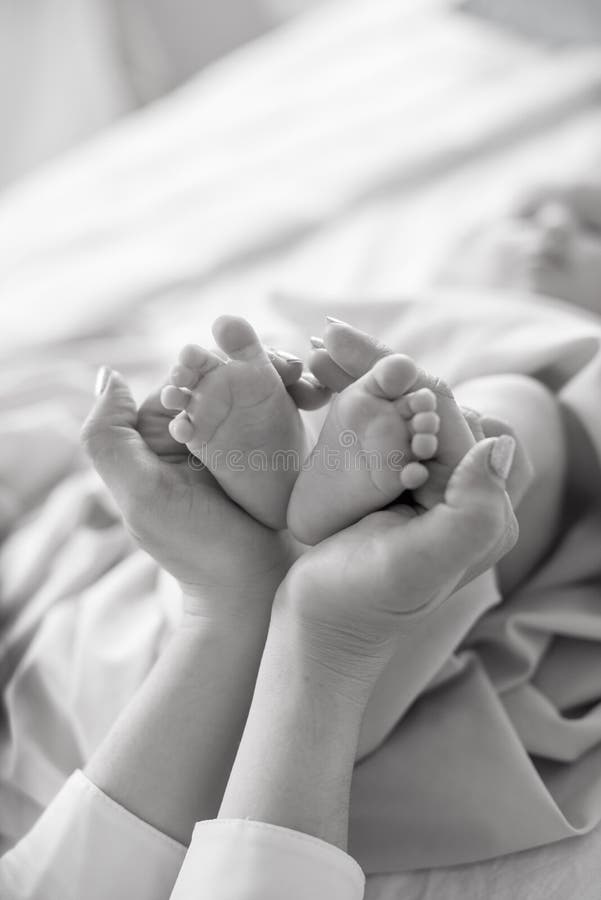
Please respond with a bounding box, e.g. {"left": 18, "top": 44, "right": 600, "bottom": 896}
{"left": 364, "top": 354, "right": 418, "bottom": 399}
{"left": 171, "top": 345, "right": 223, "bottom": 389}
{"left": 212, "top": 315, "right": 269, "bottom": 364}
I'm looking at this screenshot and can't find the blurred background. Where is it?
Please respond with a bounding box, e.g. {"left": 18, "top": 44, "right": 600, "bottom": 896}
{"left": 2, "top": 0, "right": 600, "bottom": 190}
{"left": 0, "top": 0, "right": 600, "bottom": 357}
{"left": 0, "top": 0, "right": 327, "bottom": 188}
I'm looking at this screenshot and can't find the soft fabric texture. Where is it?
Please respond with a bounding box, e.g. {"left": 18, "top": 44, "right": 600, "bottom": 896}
{"left": 172, "top": 819, "right": 364, "bottom": 900}
{"left": 3, "top": 290, "right": 601, "bottom": 884}
{"left": 0, "top": 771, "right": 363, "bottom": 900}
{"left": 0, "top": 771, "right": 186, "bottom": 900}
{"left": 2, "top": 0, "right": 601, "bottom": 896}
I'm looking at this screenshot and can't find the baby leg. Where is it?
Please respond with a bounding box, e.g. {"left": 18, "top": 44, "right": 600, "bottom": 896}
{"left": 454, "top": 374, "right": 566, "bottom": 594}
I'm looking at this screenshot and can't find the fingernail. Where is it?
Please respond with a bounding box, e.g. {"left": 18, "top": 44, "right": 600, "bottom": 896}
{"left": 302, "top": 372, "right": 325, "bottom": 389}
{"left": 309, "top": 336, "right": 325, "bottom": 349}
{"left": 95, "top": 366, "right": 112, "bottom": 396}
{"left": 325, "top": 316, "right": 349, "bottom": 326}
{"left": 269, "top": 349, "right": 302, "bottom": 365}
{"left": 489, "top": 435, "right": 516, "bottom": 481}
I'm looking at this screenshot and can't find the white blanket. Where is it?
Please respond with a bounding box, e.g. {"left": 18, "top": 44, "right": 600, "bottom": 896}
{"left": 2, "top": 1, "right": 601, "bottom": 897}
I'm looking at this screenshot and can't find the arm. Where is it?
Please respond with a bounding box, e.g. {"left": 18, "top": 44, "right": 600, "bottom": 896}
{"left": 169, "top": 601, "right": 368, "bottom": 900}
{"left": 86, "top": 599, "right": 271, "bottom": 844}
{"left": 0, "top": 370, "right": 290, "bottom": 900}
{"left": 219, "top": 605, "right": 367, "bottom": 851}
{"left": 79, "top": 370, "right": 291, "bottom": 844}
{"left": 219, "top": 435, "right": 517, "bottom": 853}
{"left": 79, "top": 370, "right": 363, "bottom": 900}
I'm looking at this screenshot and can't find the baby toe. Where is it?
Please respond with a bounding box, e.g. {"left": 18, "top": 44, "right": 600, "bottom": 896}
{"left": 170, "top": 364, "right": 198, "bottom": 389}
{"left": 400, "top": 461, "right": 429, "bottom": 490}
{"left": 412, "top": 433, "right": 438, "bottom": 460}
{"left": 395, "top": 388, "right": 437, "bottom": 419}
{"left": 161, "top": 385, "right": 190, "bottom": 411}
{"left": 179, "top": 344, "right": 223, "bottom": 377}
{"left": 169, "top": 412, "right": 196, "bottom": 444}
{"left": 212, "top": 315, "right": 268, "bottom": 364}
{"left": 179, "top": 344, "right": 206, "bottom": 368}
{"left": 408, "top": 388, "right": 437, "bottom": 413}
{"left": 365, "top": 354, "right": 418, "bottom": 399}
{"left": 411, "top": 411, "right": 440, "bottom": 435}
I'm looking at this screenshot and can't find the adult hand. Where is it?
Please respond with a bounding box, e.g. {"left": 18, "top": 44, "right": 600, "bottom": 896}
{"left": 274, "top": 436, "right": 518, "bottom": 702}
{"left": 81, "top": 368, "right": 295, "bottom": 614}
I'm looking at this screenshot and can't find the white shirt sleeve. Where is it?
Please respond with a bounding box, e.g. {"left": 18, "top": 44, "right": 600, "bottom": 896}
{"left": 170, "top": 819, "right": 365, "bottom": 900}
{"left": 0, "top": 770, "right": 187, "bottom": 900}
{"left": 0, "top": 772, "right": 365, "bottom": 900}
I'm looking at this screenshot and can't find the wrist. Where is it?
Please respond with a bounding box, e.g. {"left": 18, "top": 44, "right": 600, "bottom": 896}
{"left": 220, "top": 602, "right": 366, "bottom": 847}
{"left": 179, "top": 583, "right": 275, "bottom": 626}
{"left": 269, "top": 591, "right": 382, "bottom": 713}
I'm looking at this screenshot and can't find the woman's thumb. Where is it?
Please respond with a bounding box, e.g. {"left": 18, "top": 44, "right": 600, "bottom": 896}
{"left": 81, "top": 367, "right": 152, "bottom": 504}
{"left": 446, "top": 435, "right": 516, "bottom": 502}
{"left": 446, "top": 436, "right": 519, "bottom": 579}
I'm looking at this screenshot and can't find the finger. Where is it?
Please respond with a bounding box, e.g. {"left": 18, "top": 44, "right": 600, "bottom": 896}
{"left": 138, "top": 385, "right": 185, "bottom": 457}
{"left": 323, "top": 318, "right": 393, "bottom": 380}
{"left": 478, "top": 415, "right": 534, "bottom": 510}
{"left": 360, "top": 437, "right": 517, "bottom": 616}
{"left": 286, "top": 374, "right": 332, "bottom": 410}
{"left": 444, "top": 436, "right": 519, "bottom": 580}
{"left": 267, "top": 349, "right": 304, "bottom": 387}
{"left": 81, "top": 368, "right": 156, "bottom": 508}
{"left": 308, "top": 348, "right": 354, "bottom": 392}
{"left": 460, "top": 406, "right": 486, "bottom": 442}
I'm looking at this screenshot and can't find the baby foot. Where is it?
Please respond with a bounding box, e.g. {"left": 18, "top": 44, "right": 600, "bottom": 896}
{"left": 287, "top": 353, "right": 440, "bottom": 545}
{"left": 308, "top": 321, "right": 476, "bottom": 511}
{"left": 161, "top": 315, "right": 306, "bottom": 530}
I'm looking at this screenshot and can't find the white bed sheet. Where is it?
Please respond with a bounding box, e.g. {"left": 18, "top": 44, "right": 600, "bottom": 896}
{"left": 2, "top": 1, "right": 601, "bottom": 897}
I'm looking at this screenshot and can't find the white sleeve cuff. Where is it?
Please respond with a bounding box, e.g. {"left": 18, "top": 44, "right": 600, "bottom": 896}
{"left": 0, "top": 770, "right": 187, "bottom": 900}
{"left": 170, "top": 818, "right": 365, "bottom": 900}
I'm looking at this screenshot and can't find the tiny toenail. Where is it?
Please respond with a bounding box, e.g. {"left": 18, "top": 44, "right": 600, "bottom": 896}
{"left": 95, "top": 366, "right": 112, "bottom": 396}
{"left": 309, "top": 336, "right": 325, "bottom": 349}
{"left": 269, "top": 349, "right": 303, "bottom": 365}
{"left": 325, "top": 316, "right": 350, "bottom": 326}
{"left": 489, "top": 435, "right": 516, "bottom": 481}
